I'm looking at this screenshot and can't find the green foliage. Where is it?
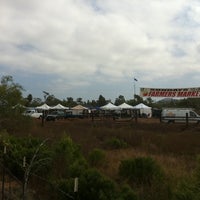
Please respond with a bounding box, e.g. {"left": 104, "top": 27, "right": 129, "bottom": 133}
{"left": 174, "top": 156, "right": 200, "bottom": 200}
{"left": 115, "top": 95, "right": 126, "bottom": 106}
{"left": 97, "top": 95, "right": 107, "bottom": 106}
{"left": 119, "top": 157, "right": 164, "bottom": 186}
{"left": 0, "top": 134, "right": 51, "bottom": 180}
{"left": 174, "top": 179, "right": 198, "bottom": 200}
{"left": 50, "top": 178, "right": 74, "bottom": 200}
{"left": 117, "top": 184, "right": 138, "bottom": 200}
{"left": 69, "top": 158, "right": 88, "bottom": 177}
{"left": 194, "top": 155, "right": 200, "bottom": 186}
{"left": 88, "top": 148, "right": 106, "bottom": 167}
{"left": 0, "top": 75, "right": 32, "bottom": 132}
{"left": 105, "top": 137, "right": 128, "bottom": 149}
{"left": 51, "top": 134, "right": 87, "bottom": 178}
{"left": 79, "top": 168, "right": 116, "bottom": 200}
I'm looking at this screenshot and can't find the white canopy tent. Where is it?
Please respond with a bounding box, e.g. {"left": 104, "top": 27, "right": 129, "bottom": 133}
{"left": 118, "top": 103, "right": 134, "bottom": 109}
{"left": 133, "top": 103, "right": 152, "bottom": 117}
{"left": 100, "top": 103, "right": 120, "bottom": 111}
{"left": 50, "top": 103, "right": 69, "bottom": 110}
{"left": 36, "top": 103, "right": 50, "bottom": 110}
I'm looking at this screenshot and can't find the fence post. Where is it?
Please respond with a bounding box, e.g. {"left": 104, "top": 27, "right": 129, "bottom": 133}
{"left": 74, "top": 177, "right": 78, "bottom": 200}
{"left": 186, "top": 113, "right": 188, "bottom": 127}
{"left": 135, "top": 110, "right": 138, "bottom": 123}
{"left": 1, "top": 146, "right": 6, "bottom": 200}
{"left": 22, "top": 156, "right": 26, "bottom": 200}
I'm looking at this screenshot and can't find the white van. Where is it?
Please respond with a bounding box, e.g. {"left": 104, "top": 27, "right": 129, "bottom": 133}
{"left": 161, "top": 108, "right": 200, "bottom": 123}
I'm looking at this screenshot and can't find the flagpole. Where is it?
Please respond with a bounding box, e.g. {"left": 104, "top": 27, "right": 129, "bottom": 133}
{"left": 133, "top": 77, "right": 138, "bottom": 100}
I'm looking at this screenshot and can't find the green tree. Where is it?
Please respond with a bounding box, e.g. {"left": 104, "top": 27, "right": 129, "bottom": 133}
{"left": 115, "top": 95, "right": 126, "bottom": 105}
{"left": 145, "top": 97, "right": 154, "bottom": 106}
{"left": 51, "top": 135, "right": 87, "bottom": 178}
{"left": 0, "top": 75, "right": 24, "bottom": 110}
{"left": 66, "top": 97, "right": 76, "bottom": 107}
{"left": 24, "top": 94, "right": 33, "bottom": 106}
{"left": 31, "top": 97, "right": 43, "bottom": 107}
{"left": 0, "top": 135, "right": 51, "bottom": 180}
{"left": 79, "top": 169, "right": 116, "bottom": 200}
{"left": 46, "top": 95, "right": 61, "bottom": 106}
{"left": 0, "top": 75, "right": 31, "bottom": 132}
{"left": 97, "top": 95, "right": 107, "bottom": 106}
{"left": 76, "top": 97, "right": 83, "bottom": 105}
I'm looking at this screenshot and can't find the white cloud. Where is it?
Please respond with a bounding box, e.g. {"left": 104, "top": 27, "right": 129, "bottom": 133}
{"left": 1, "top": 0, "right": 200, "bottom": 100}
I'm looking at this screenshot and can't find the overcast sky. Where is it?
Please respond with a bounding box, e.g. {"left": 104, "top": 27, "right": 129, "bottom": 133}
{"left": 1, "top": 0, "right": 200, "bottom": 102}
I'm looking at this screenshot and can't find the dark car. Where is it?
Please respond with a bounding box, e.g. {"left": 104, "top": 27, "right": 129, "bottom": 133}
{"left": 45, "top": 111, "right": 65, "bottom": 121}
{"left": 64, "top": 111, "right": 84, "bottom": 119}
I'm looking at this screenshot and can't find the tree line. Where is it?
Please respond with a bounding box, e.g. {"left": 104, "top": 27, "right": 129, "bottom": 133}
{"left": 2, "top": 75, "right": 200, "bottom": 110}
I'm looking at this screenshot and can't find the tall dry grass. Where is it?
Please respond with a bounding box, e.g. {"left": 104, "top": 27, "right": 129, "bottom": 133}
{"left": 14, "top": 118, "right": 200, "bottom": 187}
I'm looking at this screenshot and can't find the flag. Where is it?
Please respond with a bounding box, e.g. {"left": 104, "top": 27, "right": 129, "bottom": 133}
{"left": 134, "top": 78, "right": 138, "bottom": 81}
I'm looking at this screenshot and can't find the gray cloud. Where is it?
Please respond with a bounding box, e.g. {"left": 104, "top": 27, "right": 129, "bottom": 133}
{"left": 1, "top": 0, "right": 200, "bottom": 100}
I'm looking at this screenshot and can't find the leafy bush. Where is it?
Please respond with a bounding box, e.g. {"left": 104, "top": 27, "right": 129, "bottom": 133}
{"left": 119, "top": 156, "right": 164, "bottom": 186}
{"left": 50, "top": 178, "right": 75, "bottom": 200}
{"left": 0, "top": 75, "right": 33, "bottom": 133}
{"left": 69, "top": 158, "right": 88, "bottom": 177}
{"left": 79, "top": 168, "right": 116, "bottom": 200}
{"left": 51, "top": 134, "right": 87, "bottom": 178}
{"left": 0, "top": 134, "right": 51, "bottom": 180}
{"left": 105, "top": 137, "right": 128, "bottom": 149}
{"left": 117, "top": 184, "right": 138, "bottom": 200}
{"left": 88, "top": 148, "right": 106, "bottom": 167}
{"left": 174, "top": 156, "right": 200, "bottom": 200}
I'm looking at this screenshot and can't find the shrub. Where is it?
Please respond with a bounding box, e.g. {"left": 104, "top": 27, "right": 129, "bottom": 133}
{"left": 79, "top": 169, "right": 116, "bottom": 200}
{"left": 0, "top": 135, "right": 51, "bottom": 180}
{"left": 51, "top": 134, "right": 87, "bottom": 178}
{"left": 88, "top": 148, "right": 106, "bottom": 167}
{"left": 69, "top": 158, "right": 88, "bottom": 177}
{"left": 119, "top": 156, "right": 164, "bottom": 186}
{"left": 105, "top": 137, "right": 128, "bottom": 149}
{"left": 174, "top": 179, "right": 197, "bottom": 200}
{"left": 174, "top": 156, "right": 200, "bottom": 200}
{"left": 117, "top": 184, "right": 138, "bottom": 200}
{"left": 50, "top": 178, "right": 75, "bottom": 200}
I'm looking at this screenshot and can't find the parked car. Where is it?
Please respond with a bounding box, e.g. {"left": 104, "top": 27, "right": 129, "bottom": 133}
{"left": 45, "top": 111, "right": 65, "bottom": 121}
{"left": 23, "top": 109, "right": 43, "bottom": 119}
{"left": 64, "top": 111, "right": 84, "bottom": 119}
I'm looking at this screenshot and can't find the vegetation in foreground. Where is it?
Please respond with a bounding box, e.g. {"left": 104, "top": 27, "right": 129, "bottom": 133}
{"left": 1, "top": 119, "right": 200, "bottom": 200}
{"left": 1, "top": 75, "right": 200, "bottom": 199}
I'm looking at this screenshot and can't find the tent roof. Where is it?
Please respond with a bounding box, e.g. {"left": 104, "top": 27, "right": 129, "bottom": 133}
{"left": 118, "top": 103, "right": 134, "bottom": 109}
{"left": 51, "top": 103, "right": 69, "bottom": 110}
{"left": 36, "top": 103, "right": 50, "bottom": 110}
{"left": 72, "top": 105, "right": 88, "bottom": 110}
{"left": 100, "top": 103, "right": 120, "bottom": 110}
{"left": 133, "top": 103, "right": 151, "bottom": 109}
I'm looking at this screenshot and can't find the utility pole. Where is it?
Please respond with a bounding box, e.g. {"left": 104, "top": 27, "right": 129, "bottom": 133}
{"left": 133, "top": 77, "right": 138, "bottom": 100}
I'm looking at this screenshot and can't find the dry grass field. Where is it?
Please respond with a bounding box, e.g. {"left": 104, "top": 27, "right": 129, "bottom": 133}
{"left": 2, "top": 117, "right": 200, "bottom": 199}
{"left": 23, "top": 117, "right": 200, "bottom": 184}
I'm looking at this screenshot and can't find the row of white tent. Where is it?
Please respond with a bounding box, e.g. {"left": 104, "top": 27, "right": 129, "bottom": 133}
{"left": 100, "top": 102, "right": 152, "bottom": 117}
{"left": 35, "top": 102, "right": 151, "bottom": 110}
{"left": 36, "top": 103, "right": 68, "bottom": 110}
{"left": 35, "top": 102, "right": 152, "bottom": 117}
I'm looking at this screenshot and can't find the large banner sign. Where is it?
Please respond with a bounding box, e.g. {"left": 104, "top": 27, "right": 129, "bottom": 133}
{"left": 140, "top": 87, "right": 200, "bottom": 98}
